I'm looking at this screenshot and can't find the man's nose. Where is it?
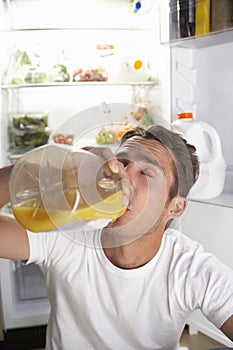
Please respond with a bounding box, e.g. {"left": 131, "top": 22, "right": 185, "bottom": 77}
{"left": 123, "top": 167, "right": 134, "bottom": 204}
{"left": 125, "top": 162, "right": 138, "bottom": 175}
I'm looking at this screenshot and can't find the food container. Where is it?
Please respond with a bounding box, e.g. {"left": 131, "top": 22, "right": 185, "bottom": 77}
{"left": 9, "top": 113, "right": 50, "bottom": 151}
{"left": 53, "top": 133, "right": 74, "bottom": 145}
{"left": 72, "top": 66, "right": 108, "bottom": 82}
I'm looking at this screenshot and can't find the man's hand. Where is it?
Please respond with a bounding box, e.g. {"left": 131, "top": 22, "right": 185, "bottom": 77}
{"left": 0, "top": 165, "right": 13, "bottom": 208}
{"left": 82, "top": 146, "right": 130, "bottom": 204}
{"left": 220, "top": 314, "right": 233, "bottom": 342}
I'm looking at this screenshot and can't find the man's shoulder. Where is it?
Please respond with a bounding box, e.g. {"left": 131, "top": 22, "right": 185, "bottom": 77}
{"left": 163, "top": 228, "right": 203, "bottom": 256}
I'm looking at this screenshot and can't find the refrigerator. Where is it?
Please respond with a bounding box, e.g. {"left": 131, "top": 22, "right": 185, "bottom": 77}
{"left": 0, "top": 0, "right": 168, "bottom": 333}
{"left": 160, "top": 0, "right": 233, "bottom": 347}
{"left": 0, "top": 0, "right": 233, "bottom": 347}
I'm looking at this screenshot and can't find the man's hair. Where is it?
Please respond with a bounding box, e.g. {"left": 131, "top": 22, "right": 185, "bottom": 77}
{"left": 120, "top": 125, "right": 199, "bottom": 199}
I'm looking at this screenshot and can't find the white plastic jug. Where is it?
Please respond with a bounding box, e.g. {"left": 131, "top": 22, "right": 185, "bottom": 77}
{"left": 172, "top": 112, "right": 226, "bottom": 200}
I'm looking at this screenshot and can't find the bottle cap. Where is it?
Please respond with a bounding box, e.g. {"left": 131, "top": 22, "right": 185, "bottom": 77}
{"left": 177, "top": 112, "right": 193, "bottom": 119}
{"left": 133, "top": 59, "right": 143, "bottom": 70}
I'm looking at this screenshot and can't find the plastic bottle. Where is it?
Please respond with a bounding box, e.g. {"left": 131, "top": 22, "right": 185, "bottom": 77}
{"left": 172, "top": 112, "right": 226, "bottom": 199}
{"left": 211, "top": 0, "right": 233, "bottom": 32}
{"left": 168, "top": 0, "right": 179, "bottom": 40}
{"left": 169, "top": 1, "right": 195, "bottom": 40}
{"left": 9, "top": 144, "right": 127, "bottom": 232}
{"left": 179, "top": 0, "right": 190, "bottom": 38}
{"left": 195, "top": 0, "right": 210, "bottom": 36}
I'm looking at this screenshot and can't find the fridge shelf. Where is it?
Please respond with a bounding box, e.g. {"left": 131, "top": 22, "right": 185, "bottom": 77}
{"left": 159, "top": 0, "right": 233, "bottom": 49}
{"left": 1, "top": 81, "right": 158, "bottom": 90}
{"left": 2, "top": 27, "right": 153, "bottom": 33}
{"left": 191, "top": 193, "right": 233, "bottom": 209}
{"left": 1, "top": 0, "right": 155, "bottom": 32}
{"left": 161, "top": 28, "right": 233, "bottom": 49}
{"left": 189, "top": 164, "right": 233, "bottom": 209}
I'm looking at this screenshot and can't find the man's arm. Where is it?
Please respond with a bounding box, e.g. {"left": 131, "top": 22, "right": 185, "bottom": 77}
{"left": 220, "top": 314, "right": 233, "bottom": 342}
{"left": 0, "top": 165, "right": 13, "bottom": 208}
{"left": 0, "top": 165, "right": 30, "bottom": 261}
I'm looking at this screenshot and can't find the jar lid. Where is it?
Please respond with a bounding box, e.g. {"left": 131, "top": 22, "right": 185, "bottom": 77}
{"left": 133, "top": 59, "right": 143, "bottom": 70}
{"left": 177, "top": 112, "right": 193, "bottom": 119}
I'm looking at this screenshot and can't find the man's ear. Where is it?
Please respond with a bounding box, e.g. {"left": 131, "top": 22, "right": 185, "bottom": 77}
{"left": 168, "top": 197, "right": 187, "bottom": 219}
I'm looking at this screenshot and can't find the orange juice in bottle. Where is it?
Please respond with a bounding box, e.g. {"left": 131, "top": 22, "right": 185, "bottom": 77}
{"left": 10, "top": 144, "right": 127, "bottom": 232}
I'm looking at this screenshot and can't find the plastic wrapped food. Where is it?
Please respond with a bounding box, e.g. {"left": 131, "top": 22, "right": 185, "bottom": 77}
{"left": 50, "top": 64, "right": 70, "bottom": 83}
{"left": 53, "top": 134, "right": 74, "bottom": 145}
{"left": 96, "top": 128, "right": 117, "bottom": 144}
{"left": 11, "top": 128, "right": 50, "bottom": 149}
{"left": 9, "top": 113, "right": 50, "bottom": 151}
{"left": 12, "top": 113, "right": 48, "bottom": 129}
{"left": 96, "top": 125, "right": 133, "bottom": 145}
{"left": 72, "top": 67, "right": 108, "bottom": 82}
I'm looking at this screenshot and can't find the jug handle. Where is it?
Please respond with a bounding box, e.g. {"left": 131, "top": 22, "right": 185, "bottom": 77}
{"left": 198, "top": 121, "right": 225, "bottom": 163}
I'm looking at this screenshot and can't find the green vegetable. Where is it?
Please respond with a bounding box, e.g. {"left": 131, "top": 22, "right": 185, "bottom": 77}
{"left": 96, "top": 128, "right": 116, "bottom": 144}
{"left": 35, "top": 72, "right": 48, "bottom": 83}
{"left": 12, "top": 50, "right": 32, "bottom": 72}
{"left": 10, "top": 77, "right": 25, "bottom": 85}
{"left": 141, "top": 112, "right": 154, "bottom": 128}
{"left": 20, "top": 51, "right": 32, "bottom": 67}
{"left": 24, "top": 70, "right": 48, "bottom": 84}
{"left": 51, "top": 64, "right": 70, "bottom": 82}
{"left": 12, "top": 114, "right": 48, "bottom": 129}
{"left": 13, "top": 130, "right": 50, "bottom": 148}
{"left": 4, "top": 50, "right": 32, "bottom": 85}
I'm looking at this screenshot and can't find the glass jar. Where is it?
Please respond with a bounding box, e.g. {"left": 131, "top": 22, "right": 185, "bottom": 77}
{"left": 8, "top": 113, "right": 50, "bottom": 152}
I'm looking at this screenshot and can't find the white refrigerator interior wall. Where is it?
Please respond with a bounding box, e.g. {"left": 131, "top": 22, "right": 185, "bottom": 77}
{"left": 0, "top": 0, "right": 171, "bottom": 168}
{"left": 195, "top": 43, "right": 233, "bottom": 166}
{"left": 171, "top": 42, "right": 233, "bottom": 166}
{"left": 171, "top": 41, "right": 233, "bottom": 207}
{"left": 171, "top": 37, "right": 233, "bottom": 346}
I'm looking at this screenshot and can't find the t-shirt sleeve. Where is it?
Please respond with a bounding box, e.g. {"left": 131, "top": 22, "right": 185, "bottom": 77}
{"left": 185, "top": 246, "right": 233, "bottom": 329}
{"left": 25, "top": 225, "right": 100, "bottom": 268}
{"left": 26, "top": 230, "right": 54, "bottom": 266}
{"left": 25, "top": 229, "right": 73, "bottom": 266}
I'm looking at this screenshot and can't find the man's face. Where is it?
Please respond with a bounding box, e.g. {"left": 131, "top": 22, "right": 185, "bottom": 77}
{"left": 105, "top": 137, "right": 176, "bottom": 242}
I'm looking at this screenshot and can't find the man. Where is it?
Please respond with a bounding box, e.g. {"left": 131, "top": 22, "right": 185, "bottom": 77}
{"left": 0, "top": 125, "right": 233, "bottom": 350}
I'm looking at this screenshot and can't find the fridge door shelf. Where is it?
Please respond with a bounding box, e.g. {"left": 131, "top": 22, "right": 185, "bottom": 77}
{"left": 190, "top": 164, "right": 233, "bottom": 208}
{"left": 14, "top": 262, "right": 47, "bottom": 301}
{"left": 159, "top": 0, "right": 233, "bottom": 49}
{"left": 161, "top": 28, "right": 233, "bottom": 49}
{"left": 0, "top": 258, "right": 50, "bottom": 330}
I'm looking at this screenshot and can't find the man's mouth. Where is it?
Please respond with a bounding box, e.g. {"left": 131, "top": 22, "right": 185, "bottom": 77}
{"left": 119, "top": 206, "right": 131, "bottom": 220}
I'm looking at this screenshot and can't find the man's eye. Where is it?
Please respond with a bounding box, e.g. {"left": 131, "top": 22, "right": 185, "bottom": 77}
{"left": 119, "top": 159, "right": 129, "bottom": 167}
{"left": 141, "top": 170, "right": 153, "bottom": 178}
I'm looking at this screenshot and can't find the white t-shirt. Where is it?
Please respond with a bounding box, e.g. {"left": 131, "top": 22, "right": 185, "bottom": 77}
{"left": 26, "top": 228, "right": 233, "bottom": 350}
